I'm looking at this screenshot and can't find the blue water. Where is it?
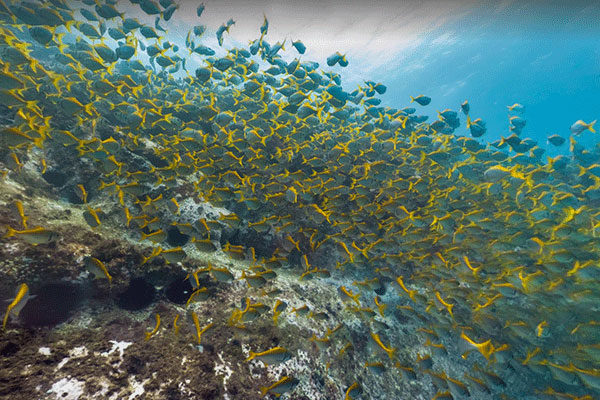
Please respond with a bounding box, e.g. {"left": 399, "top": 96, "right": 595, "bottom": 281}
{"left": 377, "top": 1, "right": 600, "bottom": 158}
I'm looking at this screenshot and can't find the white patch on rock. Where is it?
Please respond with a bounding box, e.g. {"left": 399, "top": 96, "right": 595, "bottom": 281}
{"left": 100, "top": 340, "right": 132, "bottom": 358}
{"left": 47, "top": 377, "right": 85, "bottom": 400}
{"left": 2, "top": 242, "right": 21, "bottom": 255}
{"left": 69, "top": 346, "right": 88, "bottom": 358}
{"left": 38, "top": 347, "right": 52, "bottom": 356}
{"left": 241, "top": 343, "right": 252, "bottom": 358}
{"left": 99, "top": 340, "right": 133, "bottom": 370}
{"left": 214, "top": 351, "right": 233, "bottom": 388}
{"left": 57, "top": 346, "right": 89, "bottom": 370}
{"left": 56, "top": 358, "right": 70, "bottom": 370}
{"left": 127, "top": 375, "right": 149, "bottom": 400}
{"left": 214, "top": 352, "right": 234, "bottom": 399}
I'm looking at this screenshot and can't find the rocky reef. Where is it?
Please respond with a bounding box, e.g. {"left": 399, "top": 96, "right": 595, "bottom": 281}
{"left": 0, "top": 156, "right": 405, "bottom": 400}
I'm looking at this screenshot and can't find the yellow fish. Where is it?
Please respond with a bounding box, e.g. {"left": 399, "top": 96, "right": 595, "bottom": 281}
{"left": 77, "top": 184, "right": 88, "bottom": 203}
{"left": 4, "top": 226, "right": 58, "bottom": 245}
{"left": 145, "top": 313, "right": 161, "bottom": 341}
{"left": 14, "top": 200, "right": 28, "bottom": 229}
{"left": 371, "top": 332, "right": 396, "bottom": 360}
{"left": 191, "top": 312, "right": 214, "bottom": 344}
{"left": 84, "top": 257, "right": 112, "bottom": 283}
{"left": 2, "top": 283, "right": 32, "bottom": 329}
{"left": 246, "top": 346, "right": 291, "bottom": 365}
{"left": 260, "top": 376, "right": 299, "bottom": 397}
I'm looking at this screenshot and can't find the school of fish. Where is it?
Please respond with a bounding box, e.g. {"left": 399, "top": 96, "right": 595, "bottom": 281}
{"left": 0, "top": 0, "right": 599, "bottom": 399}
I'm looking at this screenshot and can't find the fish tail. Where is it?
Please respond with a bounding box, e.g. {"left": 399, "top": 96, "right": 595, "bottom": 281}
{"left": 20, "top": 216, "right": 28, "bottom": 230}
{"left": 116, "top": 84, "right": 125, "bottom": 97}
{"left": 407, "top": 289, "right": 416, "bottom": 302}
{"left": 466, "top": 115, "right": 472, "bottom": 128}
{"left": 3, "top": 226, "right": 17, "bottom": 238}
{"left": 260, "top": 386, "right": 272, "bottom": 396}
{"left": 124, "top": 207, "right": 132, "bottom": 227}
{"left": 64, "top": 20, "right": 77, "bottom": 34}
{"left": 33, "top": 136, "right": 45, "bottom": 149}
{"left": 409, "top": 96, "right": 415, "bottom": 103}
{"left": 99, "top": 180, "right": 111, "bottom": 191}
{"left": 245, "top": 351, "right": 256, "bottom": 361}
{"left": 83, "top": 103, "right": 95, "bottom": 117}
{"left": 51, "top": 74, "right": 63, "bottom": 93}
{"left": 387, "top": 346, "right": 397, "bottom": 360}
{"left": 589, "top": 120, "right": 596, "bottom": 133}
{"left": 2, "top": 309, "right": 10, "bottom": 329}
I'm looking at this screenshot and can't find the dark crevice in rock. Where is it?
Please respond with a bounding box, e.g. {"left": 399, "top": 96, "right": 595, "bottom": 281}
{"left": 116, "top": 278, "right": 156, "bottom": 311}
{"left": 20, "top": 282, "right": 85, "bottom": 328}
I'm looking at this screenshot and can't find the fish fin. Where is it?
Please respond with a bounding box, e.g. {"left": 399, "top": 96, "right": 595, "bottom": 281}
{"left": 260, "top": 387, "right": 268, "bottom": 396}
{"left": 2, "top": 310, "right": 10, "bottom": 329}
{"left": 33, "top": 136, "right": 45, "bottom": 149}
{"left": 3, "top": 226, "right": 17, "bottom": 238}
{"left": 83, "top": 103, "right": 95, "bottom": 117}
{"left": 11, "top": 295, "right": 35, "bottom": 317}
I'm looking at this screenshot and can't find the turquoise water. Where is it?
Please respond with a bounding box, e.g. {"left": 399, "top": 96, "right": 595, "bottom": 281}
{"left": 385, "top": 1, "right": 600, "bottom": 158}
